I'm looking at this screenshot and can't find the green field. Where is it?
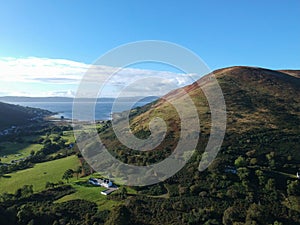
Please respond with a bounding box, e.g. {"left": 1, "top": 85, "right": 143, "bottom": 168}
{"left": 55, "top": 173, "right": 137, "bottom": 210}
{"left": 0, "top": 132, "right": 76, "bottom": 164}
{"left": 0, "top": 155, "right": 79, "bottom": 194}
{"left": 0, "top": 140, "right": 43, "bottom": 164}
{"left": 55, "top": 182, "right": 121, "bottom": 210}
{"left": 62, "top": 130, "right": 75, "bottom": 144}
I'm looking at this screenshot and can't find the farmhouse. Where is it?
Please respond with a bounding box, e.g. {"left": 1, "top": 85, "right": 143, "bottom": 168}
{"left": 88, "top": 178, "right": 113, "bottom": 187}
{"left": 88, "top": 177, "right": 118, "bottom": 195}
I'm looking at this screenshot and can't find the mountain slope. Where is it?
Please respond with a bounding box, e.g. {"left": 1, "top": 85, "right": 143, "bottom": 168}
{"left": 95, "top": 66, "right": 300, "bottom": 224}
{"left": 100, "top": 66, "right": 300, "bottom": 162}
{"left": 0, "top": 101, "right": 52, "bottom": 130}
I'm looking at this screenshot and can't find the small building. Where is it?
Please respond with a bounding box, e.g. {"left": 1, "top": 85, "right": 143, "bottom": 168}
{"left": 89, "top": 177, "right": 118, "bottom": 195}
{"left": 100, "top": 189, "right": 115, "bottom": 195}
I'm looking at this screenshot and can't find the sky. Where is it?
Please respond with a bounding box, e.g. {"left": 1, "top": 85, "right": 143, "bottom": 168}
{"left": 0, "top": 0, "right": 299, "bottom": 97}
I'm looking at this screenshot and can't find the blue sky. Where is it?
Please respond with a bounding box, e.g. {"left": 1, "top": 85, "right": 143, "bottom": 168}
{"left": 0, "top": 0, "right": 299, "bottom": 97}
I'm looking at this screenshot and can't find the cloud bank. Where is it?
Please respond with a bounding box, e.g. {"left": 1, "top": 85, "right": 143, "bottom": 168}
{"left": 0, "top": 57, "right": 202, "bottom": 97}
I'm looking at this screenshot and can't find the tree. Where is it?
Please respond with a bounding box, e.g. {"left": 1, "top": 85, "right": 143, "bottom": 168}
{"left": 30, "top": 150, "right": 35, "bottom": 156}
{"left": 207, "top": 158, "right": 223, "bottom": 173}
{"left": 45, "top": 181, "right": 55, "bottom": 189}
{"left": 15, "top": 185, "right": 33, "bottom": 199}
{"left": 27, "top": 219, "right": 35, "bottom": 225}
{"left": 235, "top": 156, "right": 247, "bottom": 168}
{"left": 273, "top": 221, "right": 283, "bottom": 225}
{"left": 190, "top": 184, "right": 201, "bottom": 195}
{"left": 120, "top": 187, "right": 128, "bottom": 199}
{"left": 62, "top": 169, "right": 74, "bottom": 183}
{"left": 57, "top": 139, "right": 66, "bottom": 148}
{"left": 255, "top": 170, "right": 266, "bottom": 186}
{"left": 0, "top": 166, "right": 4, "bottom": 177}
{"left": 17, "top": 205, "right": 34, "bottom": 224}
{"left": 245, "top": 203, "right": 267, "bottom": 225}
{"left": 266, "top": 152, "right": 276, "bottom": 169}
{"left": 43, "top": 138, "right": 52, "bottom": 146}
{"left": 74, "top": 166, "right": 82, "bottom": 179}
{"left": 222, "top": 206, "right": 241, "bottom": 225}
{"left": 237, "top": 167, "right": 250, "bottom": 181}
{"left": 265, "top": 178, "right": 275, "bottom": 191}
{"left": 21, "top": 185, "right": 33, "bottom": 198}
{"left": 52, "top": 135, "right": 61, "bottom": 142}
{"left": 249, "top": 158, "right": 257, "bottom": 166}
{"left": 287, "top": 180, "right": 300, "bottom": 196}
{"left": 104, "top": 205, "right": 131, "bottom": 225}
{"left": 266, "top": 152, "right": 275, "bottom": 161}
{"left": 0, "top": 192, "right": 14, "bottom": 202}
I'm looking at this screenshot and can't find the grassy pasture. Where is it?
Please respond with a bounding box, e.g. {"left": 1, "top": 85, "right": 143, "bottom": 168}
{"left": 0, "top": 139, "right": 43, "bottom": 164}
{"left": 0, "top": 155, "right": 79, "bottom": 194}
{"left": 54, "top": 182, "right": 121, "bottom": 210}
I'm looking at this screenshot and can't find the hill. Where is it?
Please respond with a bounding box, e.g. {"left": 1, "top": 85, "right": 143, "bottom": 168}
{"left": 93, "top": 66, "right": 300, "bottom": 224}
{"left": 0, "top": 101, "right": 52, "bottom": 130}
{"left": 97, "top": 66, "right": 300, "bottom": 167}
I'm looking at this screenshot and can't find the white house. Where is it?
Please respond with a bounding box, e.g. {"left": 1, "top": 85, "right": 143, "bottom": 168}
{"left": 102, "top": 179, "right": 113, "bottom": 188}
{"left": 89, "top": 177, "right": 117, "bottom": 195}
{"left": 89, "top": 178, "right": 113, "bottom": 188}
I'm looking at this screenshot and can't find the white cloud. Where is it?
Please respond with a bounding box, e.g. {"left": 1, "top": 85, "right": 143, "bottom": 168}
{"left": 0, "top": 57, "right": 88, "bottom": 84}
{"left": 0, "top": 90, "right": 37, "bottom": 97}
{"left": 46, "top": 90, "right": 76, "bottom": 98}
{"left": 0, "top": 57, "right": 202, "bottom": 97}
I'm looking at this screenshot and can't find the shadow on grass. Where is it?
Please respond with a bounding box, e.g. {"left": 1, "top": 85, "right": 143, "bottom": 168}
{"left": 73, "top": 180, "right": 95, "bottom": 187}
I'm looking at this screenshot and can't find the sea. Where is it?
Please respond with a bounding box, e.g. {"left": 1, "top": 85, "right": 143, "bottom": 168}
{"left": 8, "top": 98, "right": 156, "bottom": 121}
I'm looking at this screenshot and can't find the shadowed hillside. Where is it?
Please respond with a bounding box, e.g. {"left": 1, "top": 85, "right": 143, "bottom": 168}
{"left": 0, "top": 102, "right": 52, "bottom": 130}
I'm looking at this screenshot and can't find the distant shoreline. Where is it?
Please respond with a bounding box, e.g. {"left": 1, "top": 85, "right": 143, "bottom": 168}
{"left": 0, "top": 96, "right": 159, "bottom": 103}
{"left": 0, "top": 96, "right": 158, "bottom": 122}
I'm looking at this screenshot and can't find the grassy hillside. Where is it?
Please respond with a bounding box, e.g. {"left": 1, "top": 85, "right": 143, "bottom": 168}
{"left": 0, "top": 141, "right": 42, "bottom": 164}
{"left": 0, "top": 155, "right": 79, "bottom": 193}
{"left": 98, "top": 66, "right": 300, "bottom": 165}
